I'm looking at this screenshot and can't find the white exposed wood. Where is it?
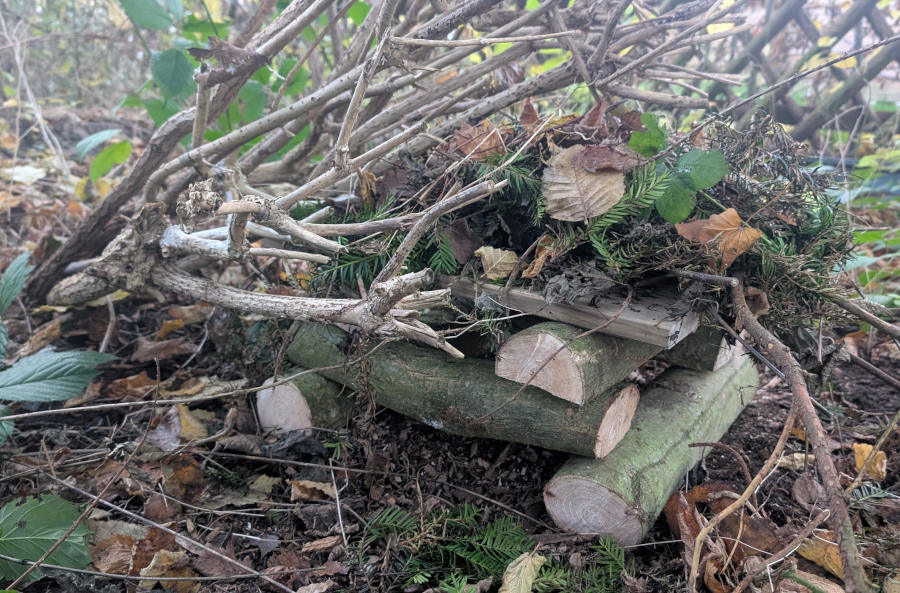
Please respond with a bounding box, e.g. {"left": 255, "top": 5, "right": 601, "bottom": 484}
{"left": 440, "top": 276, "right": 700, "bottom": 349}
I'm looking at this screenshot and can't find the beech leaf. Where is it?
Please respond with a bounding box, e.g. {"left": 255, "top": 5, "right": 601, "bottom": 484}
{"left": 498, "top": 552, "right": 546, "bottom": 593}
{"left": 542, "top": 145, "right": 625, "bottom": 222}
{"left": 675, "top": 208, "right": 762, "bottom": 268}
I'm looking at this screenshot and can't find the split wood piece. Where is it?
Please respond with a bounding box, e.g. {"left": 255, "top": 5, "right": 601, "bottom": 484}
{"left": 543, "top": 354, "right": 758, "bottom": 545}
{"left": 440, "top": 275, "right": 700, "bottom": 349}
{"left": 495, "top": 321, "right": 661, "bottom": 405}
{"left": 655, "top": 325, "right": 741, "bottom": 372}
{"left": 286, "top": 322, "right": 641, "bottom": 458}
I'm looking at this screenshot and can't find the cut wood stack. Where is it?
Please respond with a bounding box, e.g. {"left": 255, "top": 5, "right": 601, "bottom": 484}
{"left": 283, "top": 285, "right": 758, "bottom": 543}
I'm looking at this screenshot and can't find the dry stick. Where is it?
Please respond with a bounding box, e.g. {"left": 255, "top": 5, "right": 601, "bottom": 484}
{"left": 370, "top": 180, "right": 505, "bottom": 285}
{"left": 687, "top": 402, "right": 798, "bottom": 593}
{"left": 688, "top": 441, "right": 757, "bottom": 508}
{"left": 731, "top": 509, "right": 831, "bottom": 593}
{"left": 588, "top": 0, "right": 632, "bottom": 70}
{"left": 848, "top": 351, "right": 900, "bottom": 390}
{"left": 549, "top": 7, "right": 599, "bottom": 102}
{"left": 829, "top": 294, "right": 900, "bottom": 340}
{"left": 844, "top": 396, "right": 900, "bottom": 495}
{"left": 35, "top": 474, "right": 294, "bottom": 593}
{"left": 5, "top": 370, "right": 160, "bottom": 589}
{"left": 334, "top": 36, "right": 388, "bottom": 171}
{"left": 191, "top": 67, "right": 211, "bottom": 153}
{"left": 474, "top": 288, "right": 634, "bottom": 421}
{"left": 730, "top": 281, "right": 874, "bottom": 593}
{"left": 389, "top": 30, "right": 576, "bottom": 46}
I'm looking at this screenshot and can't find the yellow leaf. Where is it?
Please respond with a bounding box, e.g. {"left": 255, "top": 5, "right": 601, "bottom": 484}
{"left": 852, "top": 442, "right": 887, "bottom": 481}
{"left": 498, "top": 552, "right": 546, "bottom": 593}
{"left": 706, "top": 22, "right": 734, "bottom": 34}
{"left": 829, "top": 54, "right": 857, "bottom": 69}
{"left": 797, "top": 530, "right": 843, "bottom": 580}
{"left": 176, "top": 404, "right": 209, "bottom": 441}
{"left": 84, "top": 289, "right": 130, "bottom": 308}
{"left": 817, "top": 36, "right": 836, "bottom": 48}
{"left": 75, "top": 176, "right": 89, "bottom": 201}
{"left": 0, "top": 131, "right": 17, "bottom": 150}
{"left": 0, "top": 191, "right": 21, "bottom": 210}
{"left": 474, "top": 246, "right": 519, "bottom": 281}
{"left": 95, "top": 177, "right": 112, "bottom": 198}
{"left": 157, "top": 318, "right": 185, "bottom": 339}
{"left": 618, "top": 45, "right": 633, "bottom": 56}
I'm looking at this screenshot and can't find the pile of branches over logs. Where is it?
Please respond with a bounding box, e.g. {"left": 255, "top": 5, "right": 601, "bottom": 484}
{"left": 27, "top": 1, "right": 899, "bottom": 592}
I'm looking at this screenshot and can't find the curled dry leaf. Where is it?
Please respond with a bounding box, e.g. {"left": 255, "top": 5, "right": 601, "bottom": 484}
{"left": 797, "top": 530, "right": 844, "bottom": 580}
{"left": 474, "top": 246, "right": 519, "bottom": 281}
{"left": 542, "top": 144, "right": 625, "bottom": 222}
{"left": 675, "top": 208, "right": 763, "bottom": 268}
{"left": 91, "top": 534, "right": 137, "bottom": 574}
{"left": 289, "top": 479, "right": 336, "bottom": 501}
{"left": 578, "top": 145, "right": 642, "bottom": 172}
{"left": 519, "top": 98, "right": 540, "bottom": 133}
{"left": 521, "top": 236, "right": 555, "bottom": 279}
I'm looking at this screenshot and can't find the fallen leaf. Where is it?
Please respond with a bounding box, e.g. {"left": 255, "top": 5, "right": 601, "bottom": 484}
{"left": 301, "top": 535, "right": 342, "bottom": 553}
{"left": 441, "top": 219, "right": 482, "bottom": 265}
{"left": 448, "top": 120, "right": 505, "bottom": 159}
{"left": 357, "top": 168, "right": 377, "bottom": 210}
{"left": 139, "top": 549, "right": 200, "bottom": 593}
{"left": 474, "top": 246, "right": 519, "bottom": 281}
{"left": 792, "top": 474, "right": 825, "bottom": 512}
{"left": 580, "top": 100, "right": 609, "bottom": 135}
{"left": 157, "top": 318, "right": 185, "bottom": 339}
{"left": 852, "top": 443, "right": 887, "bottom": 481}
{"left": 256, "top": 377, "right": 313, "bottom": 434}
{"left": 295, "top": 580, "right": 336, "bottom": 593}
{"left": 519, "top": 98, "right": 539, "bottom": 131}
{"left": 777, "top": 570, "right": 846, "bottom": 593}
{"left": 16, "top": 317, "right": 62, "bottom": 357}
{"left": 289, "top": 479, "right": 336, "bottom": 501}
{"left": 175, "top": 404, "right": 208, "bottom": 441}
{"left": 90, "top": 534, "right": 136, "bottom": 574}
{"left": 797, "top": 530, "right": 844, "bottom": 580}
{"left": 0, "top": 190, "right": 21, "bottom": 210}
{"left": 191, "top": 542, "right": 249, "bottom": 577}
{"left": 521, "top": 236, "right": 555, "bottom": 279}
{"left": 1, "top": 165, "right": 46, "bottom": 184}
{"left": 777, "top": 452, "right": 816, "bottom": 471}
{"left": 147, "top": 407, "right": 184, "bottom": 451}
{"left": 131, "top": 527, "right": 176, "bottom": 577}
{"left": 132, "top": 337, "right": 197, "bottom": 363}
{"left": 248, "top": 474, "right": 282, "bottom": 496}
{"left": 675, "top": 208, "right": 763, "bottom": 268}
{"left": 161, "top": 454, "right": 205, "bottom": 502}
{"left": 498, "top": 552, "right": 546, "bottom": 593}
{"left": 144, "top": 493, "right": 178, "bottom": 522}
{"left": 542, "top": 144, "right": 625, "bottom": 221}
{"left": 103, "top": 371, "right": 158, "bottom": 401}
{"left": 744, "top": 286, "right": 770, "bottom": 317}
{"left": 168, "top": 304, "right": 213, "bottom": 325}
{"left": 578, "top": 144, "right": 642, "bottom": 172}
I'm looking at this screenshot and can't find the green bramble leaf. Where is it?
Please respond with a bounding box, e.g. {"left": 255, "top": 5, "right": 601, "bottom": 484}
{"left": 89, "top": 141, "right": 132, "bottom": 182}
{"left": 347, "top": 2, "right": 371, "bottom": 26}
{"left": 0, "top": 351, "right": 116, "bottom": 403}
{"left": 0, "top": 495, "right": 92, "bottom": 582}
{"left": 75, "top": 129, "right": 120, "bottom": 161}
{"left": 0, "top": 252, "right": 32, "bottom": 316}
{"left": 151, "top": 49, "right": 194, "bottom": 98}
{"left": 655, "top": 176, "right": 696, "bottom": 223}
{"left": 676, "top": 149, "right": 729, "bottom": 190}
{"left": 118, "top": 0, "right": 172, "bottom": 30}
{"left": 628, "top": 113, "right": 667, "bottom": 157}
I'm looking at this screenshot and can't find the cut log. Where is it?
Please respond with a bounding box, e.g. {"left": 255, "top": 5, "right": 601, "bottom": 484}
{"left": 495, "top": 322, "right": 661, "bottom": 405}
{"left": 286, "top": 322, "right": 641, "bottom": 457}
{"left": 543, "top": 354, "right": 758, "bottom": 545}
{"left": 440, "top": 275, "right": 700, "bottom": 349}
{"left": 655, "top": 325, "right": 741, "bottom": 372}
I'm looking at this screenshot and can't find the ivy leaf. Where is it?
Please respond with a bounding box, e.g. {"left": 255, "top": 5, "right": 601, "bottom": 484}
{"left": 0, "top": 495, "right": 92, "bottom": 582}
{"left": 676, "top": 149, "right": 729, "bottom": 190}
{"left": 628, "top": 112, "right": 667, "bottom": 157}
{"left": 0, "top": 351, "right": 116, "bottom": 403}
{"left": 152, "top": 49, "right": 194, "bottom": 98}
{"left": 118, "top": 0, "right": 172, "bottom": 30}
{"left": 75, "top": 129, "right": 120, "bottom": 161}
{"left": 89, "top": 141, "right": 132, "bottom": 182}
{"left": 655, "top": 176, "right": 696, "bottom": 223}
{"left": 0, "top": 251, "right": 32, "bottom": 316}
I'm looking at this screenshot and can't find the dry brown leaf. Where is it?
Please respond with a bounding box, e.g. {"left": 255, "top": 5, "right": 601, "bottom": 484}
{"left": 289, "top": 479, "right": 336, "bottom": 501}
{"left": 542, "top": 144, "right": 625, "bottom": 221}
{"left": 498, "top": 552, "right": 546, "bottom": 593}
{"left": 0, "top": 190, "right": 21, "bottom": 210}
{"left": 578, "top": 145, "right": 642, "bottom": 172}
{"left": 302, "top": 535, "right": 342, "bottom": 553}
{"left": 161, "top": 453, "right": 205, "bottom": 502}
{"left": 474, "top": 246, "right": 519, "bottom": 281}
{"left": 519, "top": 98, "right": 539, "bottom": 131}
{"left": 792, "top": 474, "right": 825, "bottom": 512}
{"left": 521, "top": 236, "right": 555, "bottom": 279}
{"left": 132, "top": 337, "right": 197, "bottom": 363}
{"left": 102, "top": 371, "right": 158, "bottom": 401}
{"left": 16, "top": 317, "right": 62, "bottom": 357}
{"left": 448, "top": 120, "right": 505, "bottom": 159}
{"left": 797, "top": 530, "right": 844, "bottom": 580}
{"left": 295, "top": 581, "right": 336, "bottom": 593}
{"left": 744, "top": 286, "right": 770, "bottom": 317}
{"left": 157, "top": 318, "right": 185, "bottom": 339}
{"left": 675, "top": 208, "right": 763, "bottom": 268}
{"left": 852, "top": 442, "right": 887, "bottom": 481}
{"left": 168, "top": 304, "right": 213, "bottom": 325}
{"left": 357, "top": 168, "right": 377, "bottom": 210}
{"left": 777, "top": 452, "right": 816, "bottom": 471}
{"left": 441, "top": 219, "right": 482, "bottom": 265}
{"left": 90, "top": 534, "right": 136, "bottom": 575}
{"left": 140, "top": 549, "right": 200, "bottom": 593}
{"left": 175, "top": 404, "right": 208, "bottom": 440}
{"left": 580, "top": 100, "right": 608, "bottom": 134}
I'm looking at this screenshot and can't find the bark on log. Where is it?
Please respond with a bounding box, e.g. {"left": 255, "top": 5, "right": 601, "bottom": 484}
{"left": 655, "top": 325, "right": 740, "bottom": 372}
{"left": 543, "top": 354, "right": 758, "bottom": 545}
{"left": 286, "top": 322, "right": 641, "bottom": 457}
{"left": 495, "top": 322, "right": 661, "bottom": 405}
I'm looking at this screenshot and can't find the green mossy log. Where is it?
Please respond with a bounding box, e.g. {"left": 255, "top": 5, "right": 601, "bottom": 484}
{"left": 287, "top": 322, "right": 640, "bottom": 458}
{"left": 543, "top": 355, "right": 758, "bottom": 545}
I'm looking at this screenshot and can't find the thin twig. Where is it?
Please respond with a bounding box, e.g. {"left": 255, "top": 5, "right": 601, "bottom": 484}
{"left": 389, "top": 30, "right": 576, "bottom": 46}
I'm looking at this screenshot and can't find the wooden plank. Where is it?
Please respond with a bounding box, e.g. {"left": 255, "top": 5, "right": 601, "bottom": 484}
{"left": 439, "top": 276, "right": 700, "bottom": 349}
